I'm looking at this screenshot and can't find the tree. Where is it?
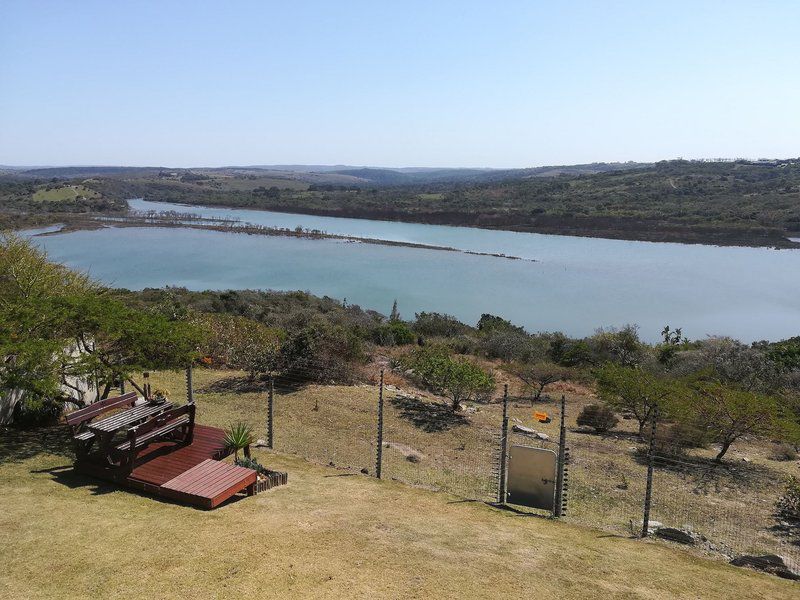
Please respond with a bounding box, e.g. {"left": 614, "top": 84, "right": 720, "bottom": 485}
{"left": 657, "top": 325, "right": 688, "bottom": 368}
{"left": 506, "top": 361, "right": 573, "bottom": 403}
{"left": 1, "top": 234, "right": 203, "bottom": 422}
{"left": 594, "top": 363, "right": 679, "bottom": 436}
{"left": 196, "top": 313, "right": 283, "bottom": 378}
{"left": 389, "top": 299, "right": 400, "bottom": 322}
{"left": 61, "top": 292, "right": 203, "bottom": 399}
{"left": 588, "top": 325, "right": 646, "bottom": 367}
{"left": 677, "top": 337, "right": 780, "bottom": 393}
{"left": 767, "top": 336, "right": 800, "bottom": 372}
{"left": 0, "top": 233, "right": 98, "bottom": 403}
{"left": 577, "top": 404, "right": 619, "bottom": 433}
{"left": 406, "top": 347, "right": 495, "bottom": 411}
{"left": 685, "top": 381, "right": 782, "bottom": 461}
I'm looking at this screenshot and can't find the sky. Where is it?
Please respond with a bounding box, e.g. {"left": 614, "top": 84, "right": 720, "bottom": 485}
{"left": 1, "top": 1, "right": 799, "bottom": 168}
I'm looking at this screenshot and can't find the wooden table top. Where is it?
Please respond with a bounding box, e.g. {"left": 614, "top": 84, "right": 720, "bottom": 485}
{"left": 88, "top": 401, "right": 173, "bottom": 434}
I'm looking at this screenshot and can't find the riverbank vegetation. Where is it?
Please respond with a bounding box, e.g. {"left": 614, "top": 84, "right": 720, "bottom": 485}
{"left": 3, "top": 158, "right": 800, "bottom": 246}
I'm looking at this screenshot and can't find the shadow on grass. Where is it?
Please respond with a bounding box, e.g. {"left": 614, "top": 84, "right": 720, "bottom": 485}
{"left": 201, "top": 373, "right": 313, "bottom": 395}
{"left": 0, "top": 425, "right": 73, "bottom": 463}
{"left": 33, "top": 464, "right": 118, "bottom": 496}
{"left": 487, "top": 502, "right": 553, "bottom": 519}
{"left": 35, "top": 463, "right": 249, "bottom": 509}
{"left": 389, "top": 395, "right": 468, "bottom": 433}
{"left": 629, "top": 450, "right": 776, "bottom": 494}
{"left": 201, "top": 375, "right": 271, "bottom": 394}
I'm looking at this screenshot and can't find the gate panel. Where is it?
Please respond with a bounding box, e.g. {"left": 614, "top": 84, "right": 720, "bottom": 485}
{"left": 506, "top": 445, "right": 557, "bottom": 510}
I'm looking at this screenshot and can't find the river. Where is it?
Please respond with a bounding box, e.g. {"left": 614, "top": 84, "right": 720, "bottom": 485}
{"left": 23, "top": 199, "right": 800, "bottom": 343}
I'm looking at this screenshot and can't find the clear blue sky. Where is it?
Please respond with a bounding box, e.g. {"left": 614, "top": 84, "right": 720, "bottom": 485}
{"left": 1, "top": 1, "right": 799, "bottom": 168}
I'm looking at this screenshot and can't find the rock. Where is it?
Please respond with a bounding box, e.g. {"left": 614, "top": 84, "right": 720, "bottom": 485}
{"left": 740, "top": 456, "right": 750, "bottom": 462}
{"left": 384, "top": 441, "right": 425, "bottom": 463}
{"left": 633, "top": 520, "right": 662, "bottom": 534}
{"left": 512, "top": 424, "right": 549, "bottom": 441}
{"left": 254, "top": 439, "right": 269, "bottom": 448}
{"left": 360, "top": 467, "right": 369, "bottom": 474}
{"left": 512, "top": 424, "right": 537, "bottom": 435}
{"left": 655, "top": 527, "right": 698, "bottom": 545}
{"left": 730, "top": 554, "right": 800, "bottom": 581}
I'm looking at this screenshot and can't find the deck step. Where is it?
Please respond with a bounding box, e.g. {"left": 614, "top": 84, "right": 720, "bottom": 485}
{"left": 161, "top": 459, "right": 257, "bottom": 509}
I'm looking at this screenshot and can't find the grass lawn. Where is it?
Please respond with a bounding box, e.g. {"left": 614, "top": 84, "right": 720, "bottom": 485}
{"left": 32, "top": 185, "right": 100, "bottom": 202}
{"left": 1, "top": 411, "right": 797, "bottom": 598}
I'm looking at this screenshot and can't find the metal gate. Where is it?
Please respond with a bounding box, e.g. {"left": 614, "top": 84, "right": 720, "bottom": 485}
{"left": 506, "top": 445, "right": 557, "bottom": 510}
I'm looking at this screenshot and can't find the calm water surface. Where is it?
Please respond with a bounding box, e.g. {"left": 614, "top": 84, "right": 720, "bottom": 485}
{"left": 25, "top": 199, "right": 800, "bottom": 343}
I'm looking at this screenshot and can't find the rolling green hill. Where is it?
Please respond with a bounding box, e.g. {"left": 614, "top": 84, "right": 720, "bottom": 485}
{"left": 3, "top": 159, "right": 800, "bottom": 247}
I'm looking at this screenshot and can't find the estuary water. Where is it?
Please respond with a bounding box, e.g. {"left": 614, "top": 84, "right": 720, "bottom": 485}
{"left": 24, "top": 198, "right": 800, "bottom": 343}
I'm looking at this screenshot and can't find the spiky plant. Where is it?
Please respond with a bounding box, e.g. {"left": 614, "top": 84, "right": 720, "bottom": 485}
{"left": 224, "top": 421, "right": 254, "bottom": 461}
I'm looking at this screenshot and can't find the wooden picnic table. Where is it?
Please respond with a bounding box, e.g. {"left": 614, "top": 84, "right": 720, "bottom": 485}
{"left": 88, "top": 401, "right": 173, "bottom": 464}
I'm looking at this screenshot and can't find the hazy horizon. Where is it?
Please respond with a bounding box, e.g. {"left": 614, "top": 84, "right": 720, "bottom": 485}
{"left": 2, "top": 1, "right": 799, "bottom": 167}
{"left": 2, "top": 156, "right": 797, "bottom": 171}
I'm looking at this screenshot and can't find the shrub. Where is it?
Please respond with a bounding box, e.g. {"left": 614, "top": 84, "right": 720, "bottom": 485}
{"left": 413, "top": 312, "right": 471, "bottom": 338}
{"left": 373, "top": 321, "right": 416, "bottom": 346}
{"left": 235, "top": 455, "right": 268, "bottom": 475}
{"left": 776, "top": 477, "right": 800, "bottom": 522}
{"left": 769, "top": 443, "right": 798, "bottom": 462}
{"left": 549, "top": 334, "right": 592, "bottom": 367}
{"left": 576, "top": 404, "right": 619, "bottom": 433}
{"left": 643, "top": 421, "right": 707, "bottom": 458}
{"left": 12, "top": 394, "right": 62, "bottom": 427}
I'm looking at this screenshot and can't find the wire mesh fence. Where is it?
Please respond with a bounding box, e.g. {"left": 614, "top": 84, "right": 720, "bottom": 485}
{"left": 381, "top": 384, "right": 500, "bottom": 501}
{"left": 146, "top": 365, "right": 799, "bottom": 572}
{"left": 271, "top": 365, "right": 377, "bottom": 474}
{"left": 649, "top": 452, "right": 800, "bottom": 571}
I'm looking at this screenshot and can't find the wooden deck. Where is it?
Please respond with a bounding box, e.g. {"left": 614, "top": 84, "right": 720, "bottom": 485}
{"left": 74, "top": 424, "right": 257, "bottom": 509}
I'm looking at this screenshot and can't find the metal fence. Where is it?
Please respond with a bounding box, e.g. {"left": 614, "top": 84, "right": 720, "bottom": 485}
{"left": 173, "top": 365, "right": 799, "bottom": 573}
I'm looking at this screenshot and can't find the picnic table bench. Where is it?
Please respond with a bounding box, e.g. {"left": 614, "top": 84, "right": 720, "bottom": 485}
{"left": 114, "top": 404, "right": 196, "bottom": 468}
{"left": 65, "top": 392, "right": 139, "bottom": 457}
{"left": 86, "top": 400, "right": 172, "bottom": 464}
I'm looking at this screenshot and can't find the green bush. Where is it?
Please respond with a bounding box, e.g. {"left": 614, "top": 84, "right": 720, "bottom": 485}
{"left": 413, "top": 312, "right": 471, "bottom": 338}
{"left": 373, "top": 321, "right": 416, "bottom": 346}
{"left": 404, "top": 346, "right": 495, "bottom": 410}
{"left": 576, "top": 404, "right": 619, "bottom": 433}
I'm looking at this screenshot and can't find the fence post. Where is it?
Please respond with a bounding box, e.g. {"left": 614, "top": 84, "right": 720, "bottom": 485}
{"left": 143, "top": 372, "right": 151, "bottom": 401}
{"left": 641, "top": 405, "right": 659, "bottom": 537}
{"left": 554, "top": 394, "right": 567, "bottom": 517}
{"left": 497, "top": 384, "right": 509, "bottom": 504}
{"left": 186, "top": 365, "right": 194, "bottom": 404}
{"left": 267, "top": 375, "right": 275, "bottom": 450}
{"left": 120, "top": 379, "right": 126, "bottom": 395}
{"left": 375, "top": 370, "right": 385, "bottom": 479}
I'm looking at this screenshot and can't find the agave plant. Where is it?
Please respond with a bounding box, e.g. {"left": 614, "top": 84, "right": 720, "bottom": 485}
{"left": 224, "top": 421, "right": 254, "bottom": 461}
